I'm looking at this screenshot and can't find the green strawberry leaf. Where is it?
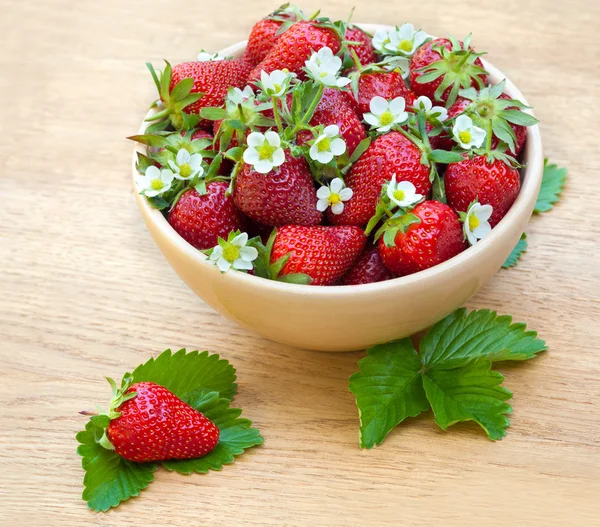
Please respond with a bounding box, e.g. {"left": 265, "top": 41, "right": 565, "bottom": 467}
{"left": 131, "top": 349, "right": 237, "bottom": 400}
{"left": 420, "top": 308, "right": 547, "bottom": 369}
{"left": 162, "top": 391, "right": 264, "bottom": 474}
{"left": 422, "top": 359, "right": 512, "bottom": 440}
{"left": 76, "top": 420, "right": 157, "bottom": 512}
{"left": 535, "top": 159, "right": 567, "bottom": 213}
{"left": 349, "top": 339, "right": 429, "bottom": 449}
{"left": 502, "top": 233, "right": 527, "bottom": 268}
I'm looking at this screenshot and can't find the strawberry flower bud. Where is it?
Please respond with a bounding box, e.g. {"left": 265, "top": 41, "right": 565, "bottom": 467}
{"left": 452, "top": 114, "right": 486, "bottom": 149}
{"left": 463, "top": 201, "right": 493, "bottom": 245}
{"left": 243, "top": 131, "right": 286, "bottom": 174}
{"left": 135, "top": 165, "right": 174, "bottom": 197}
{"left": 316, "top": 177, "right": 353, "bottom": 215}
{"left": 363, "top": 96, "right": 408, "bottom": 132}
{"left": 309, "top": 125, "right": 347, "bottom": 164}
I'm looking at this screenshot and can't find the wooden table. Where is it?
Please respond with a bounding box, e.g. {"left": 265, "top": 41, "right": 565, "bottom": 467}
{"left": 1, "top": 0, "right": 599, "bottom": 525}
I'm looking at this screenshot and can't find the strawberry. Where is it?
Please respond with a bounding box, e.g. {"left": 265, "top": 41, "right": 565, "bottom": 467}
{"left": 444, "top": 155, "right": 521, "bottom": 227}
{"left": 107, "top": 381, "right": 219, "bottom": 462}
{"left": 409, "top": 36, "right": 487, "bottom": 106}
{"left": 147, "top": 59, "right": 253, "bottom": 132}
{"left": 169, "top": 182, "right": 248, "bottom": 250}
{"left": 378, "top": 201, "right": 466, "bottom": 276}
{"left": 329, "top": 132, "right": 431, "bottom": 226}
{"left": 249, "top": 20, "right": 342, "bottom": 81}
{"left": 296, "top": 88, "right": 366, "bottom": 156}
{"left": 233, "top": 153, "right": 322, "bottom": 226}
{"left": 341, "top": 246, "right": 394, "bottom": 285}
{"left": 270, "top": 225, "right": 366, "bottom": 285}
{"left": 357, "top": 70, "right": 416, "bottom": 115}
{"left": 244, "top": 4, "right": 304, "bottom": 65}
{"left": 345, "top": 25, "right": 377, "bottom": 67}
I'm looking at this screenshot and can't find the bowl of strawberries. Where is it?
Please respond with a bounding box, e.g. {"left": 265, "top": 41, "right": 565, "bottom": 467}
{"left": 131, "top": 5, "right": 543, "bottom": 351}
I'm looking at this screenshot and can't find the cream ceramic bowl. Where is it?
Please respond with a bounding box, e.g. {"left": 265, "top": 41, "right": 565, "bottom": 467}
{"left": 133, "top": 24, "right": 543, "bottom": 352}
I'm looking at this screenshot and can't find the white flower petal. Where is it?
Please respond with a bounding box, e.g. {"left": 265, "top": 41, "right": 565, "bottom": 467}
{"left": 210, "top": 246, "right": 224, "bottom": 260}
{"left": 397, "top": 180, "right": 417, "bottom": 193}
{"left": 316, "top": 198, "right": 329, "bottom": 212}
{"left": 233, "top": 258, "right": 253, "bottom": 270}
{"left": 455, "top": 114, "right": 473, "bottom": 130}
{"left": 232, "top": 232, "right": 248, "bottom": 247}
{"left": 363, "top": 113, "right": 381, "bottom": 127}
{"left": 414, "top": 95, "right": 432, "bottom": 111}
{"left": 339, "top": 187, "right": 353, "bottom": 201}
{"left": 413, "top": 30, "right": 428, "bottom": 48}
{"left": 254, "top": 159, "right": 274, "bottom": 174}
{"left": 309, "top": 144, "right": 320, "bottom": 162}
{"left": 466, "top": 229, "right": 477, "bottom": 246}
{"left": 247, "top": 132, "right": 266, "bottom": 148}
{"left": 239, "top": 245, "right": 258, "bottom": 261}
{"left": 271, "top": 147, "right": 285, "bottom": 167}
{"left": 473, "top": 222, "right": 492, "bottom": 239}
{"left": 217, "top": 257, "right": 232, "bottom": 272}
{"left": 161, "top": 169, "right": 175, "bottom": 184}
{"left": 476, "top": 204, "right": 494, "bottom": 221}
{"left": 329, "top": 138, "right": 346, "bottom": 156}
{"left": 330, "top": 178, "right": 344, "bottom": 194}
{"left": 144, "top": 188, "right": 161, "bottom": 198}
{"left": 331, "top": 202, "right": 345, "bottom": 215}
{"left": 264, "top": 130, "right": 281, "bottom": 147}
{"left": 398, "top": 23, "right": 415, "bottom": 40}
{"left": 336, "top": 77, "right": 351, "bottom": 88}
{"left": 168, "top": 159, "right": 179, "bottom": 172}
{"left": 176, "top": 149, "right": 190, "bottom": 165}
{"left": 189, "top": 154, "right": 203, "bottom": 169}
{"left": 323, "top": 125, "right": 339, "bottom": 137}
{"left": 471, "top": 126, "right": 487, "bottom": 148}
{"left": 389, "top": 97, "right": 406, "bottom": 115}
{"left": 369, "top": 96, "right": 388, "bottom": 115}
{"left": 317, "top": 151, "right": 334, "bottom": 164}
{"left": 243, "top": 147, "right": 261, "bottom": 164}
{"left": 317, "top": 185, "right": 331, "bottom": 199}
{"left": 145, "top": 165, "right": 161, "bottom": 179}
{"left": 135, "top": 175, "right": 149, "bottom": 191}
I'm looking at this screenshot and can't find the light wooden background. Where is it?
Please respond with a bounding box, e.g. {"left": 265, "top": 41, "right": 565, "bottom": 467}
{"left": 1, "top": 0, "right": 599, "bottom": 525}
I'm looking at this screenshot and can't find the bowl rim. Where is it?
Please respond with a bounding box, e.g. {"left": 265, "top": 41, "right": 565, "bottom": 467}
{"left": 132, "top": 25, "right": 543, "bottom": 298}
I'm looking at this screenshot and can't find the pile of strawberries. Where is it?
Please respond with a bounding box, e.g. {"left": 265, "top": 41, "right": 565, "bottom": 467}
{"left": 132, "top": 4, "right": 538, "bottom": 286}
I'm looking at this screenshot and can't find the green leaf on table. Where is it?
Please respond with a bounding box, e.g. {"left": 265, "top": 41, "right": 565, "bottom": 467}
{"left": 420, "top": 308, "right": 547, "bottom": 369}
{"left": 422, "top": 359, "right": 512, "bottom": 440}
{"left": 76, "top": 420, "right": 157, "bottom": 512}
{"left": 502, "top": 233, "right": 528, "bottom": 268}
{"left": 162, "top": 391, "right": 264, "bottom": 474}
{"left": 349, "top": 339, "right": 430, "bottom": 448}
{"left": 131, "top": 349, "right": 237, "bottom": 400}
{"left": 534, "top": 159, "right": 567, "bottom": 213}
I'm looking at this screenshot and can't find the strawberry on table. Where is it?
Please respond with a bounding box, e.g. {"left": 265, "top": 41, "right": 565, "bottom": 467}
{"left": 106, "top": 381, "right": 220, "bottom": 463}
{"left": 377, "top": 200, "right": 466, "bottom": 276}
{"left": 444, "top": 154, "right": 521, "bottom": 227}
{"left": 270, "top": 225, "right": 366, "bottom": 285}
{"left": 341, "top": 246, "right": 394, "bottom": 285}
{"left": 169, "top": 182, "right": 248, "bottom": 250}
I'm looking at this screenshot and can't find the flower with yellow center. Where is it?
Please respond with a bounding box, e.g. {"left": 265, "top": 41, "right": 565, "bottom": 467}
{"left": 208, "top": 232, "right": 259, "bottom": 273}
{"left": 463, "top": 201, "right": 493, "bottom": 246}
{"left": 384, "top": 23, "right": 428, "bottom": 57}
{"left": 304, "top": 47, "right": 351, "bottom": 88}
{"left": 316, "top": 178, "right": 353, "bottom": 215}
{"left": 413, "top": 95, "right": 448, "bottom": 122}
{"left": 363, "top": 96, "right": 408, "bottom": 132}
{"left": 135, "top": 165, "right": 174, "bottom": 198}
{"left": 168, "top": 148, "right": 203, "bottom": 181}
{"left": 243, "top": 131, "right": 286, "bottom": 174}
{"left": 309, "top": 125, "right": 347, "bottom": 164}
{"left": 259, "top": 69, "right": 295, "bottom": 98}
{"left": 386, "top": 175, "right": 423, "bottom": 209}
{"left": 452, "top": 114, "right": 486, "bottom": 150}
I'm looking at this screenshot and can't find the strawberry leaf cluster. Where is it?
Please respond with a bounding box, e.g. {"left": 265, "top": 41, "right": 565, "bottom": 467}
{"left": 76, "top": 349, "right": 263, "bottom": 512}
{"left": 349, "top": 309, "right": 546, "bottom": 447}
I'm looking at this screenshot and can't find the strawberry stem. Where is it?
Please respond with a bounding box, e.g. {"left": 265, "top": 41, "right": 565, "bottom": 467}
{"left": 271, "top": 96, "right": 284, "bottom": 133}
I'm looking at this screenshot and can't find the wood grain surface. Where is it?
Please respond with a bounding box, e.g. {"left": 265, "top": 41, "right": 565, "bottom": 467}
{"left": 1, "top": 0, "right": 599, "bottom": 525}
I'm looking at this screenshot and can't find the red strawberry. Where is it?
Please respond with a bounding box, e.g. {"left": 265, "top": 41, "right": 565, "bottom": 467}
{"left": 378, "top": 201, "right": 466, "bottom": 276}
{"left": 345, "top": 25, "right": 377, "bottom": 66}
{"left": 107, "top": 382, "right": 219, "bottom": 462}
{"left": 234, "top": 153, "right": 321, "bottom": 227}
{"left": 169, "top": 182, "right": 247, "bottom": 250}
{"left": 244, "top": 5, "right": 303, "bottom": 65}
{"left": 271, "top": 225, "right": 366, "bottom": 285}
{"left": 296, "top": 88, "right": 366, "bottom": 156}
{"left": 409, "top": 37, "right": 486, "bottom": 106}
{"left": 329, "top": 132, "right": 431, "bottom": 226}
{"left": 184, "top": 129, "right": 232, "bottom": 176}
{"left": 341, "top": 246, "right": 394, "bottom": 285}
{"left": 447, "top": 94, "right": 527, "bottom": 156}
{"left": 444, "top": 155, "right": 521, "bottom": 227}
{"left": 357, "top": 71, "right": 416, "bottom": 116}
{"left": 169, "top": 59, "right": 253, "bottom": 129}
{"left": 249, "top": 21, "right": 342, "bottom": 81}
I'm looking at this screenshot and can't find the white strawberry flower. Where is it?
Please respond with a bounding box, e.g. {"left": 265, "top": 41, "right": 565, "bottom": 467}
{"left": 229, "top": 86, "right": 255, "bottom": 104}
{"left": 208, "top": 232, "right": 258, "bottom": 273}
{"left": 381, "top": 56, "right": 411, "bottom": 80}
{"left": 363, "top": 96, "right": 408, "bottom": 132}
{"left": 304, "top": 47, "right": 351, "bottom": 88}
{"left": 243, "top": 131, "right": 285, "bottom": 174}
{"left": 384, "top": 24, "right": 428, "bottom": 57}
{"left": 372, "top": 28, "right": 392, "bottom": 53}
{"left": 464, "top": 202, "right": 493, "bottom": 246}
{"left": 386, "top": 175, "right": 423, "bottom": 209}
{"left": 197, "top": 50, "right": 226, "bottom": 62}
{"left": 259, "top": 69, "right": 295, "bottom": 97}
{"left": 135, "top": 165, "right": 174, "bottom": 197}
{"left": 316, "top": 178, "right": 353, "bottom": 215}
{"left": 309, "top": 125, "right": 347, "bottom": 164}
{"left": 453, "top": 114, "right": 486, "bottom": 149}
{"left": 168, "top": 148, "right": 204, "bottom": 181}
{"left": 413, "top": 95, "right": 448, "bottom": 122}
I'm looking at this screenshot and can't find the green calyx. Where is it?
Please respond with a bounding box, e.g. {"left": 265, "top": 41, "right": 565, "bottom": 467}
{"left": 457, "top": 80, "right": 539, "bottom": 154}
{"left": 145, "top": 61, "right": 203, "bottom": 133}
{"left": 415, "top": 34, "right": 488, "bottom": 107}
{"left": 376, "top": 211, "right": 422, "bottom": 247}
